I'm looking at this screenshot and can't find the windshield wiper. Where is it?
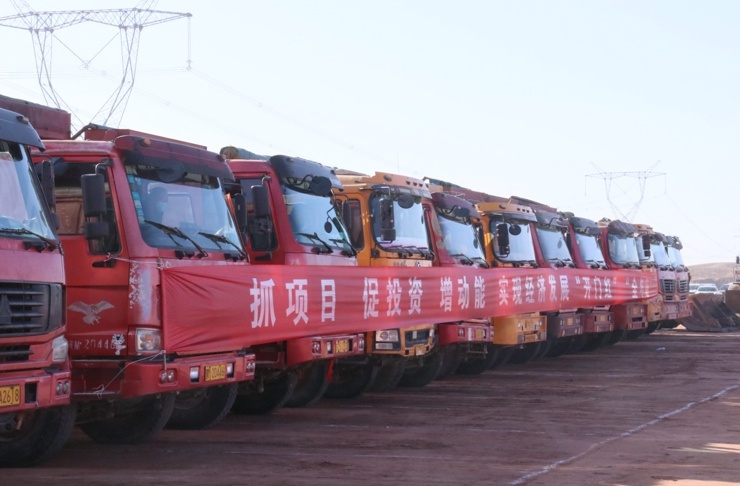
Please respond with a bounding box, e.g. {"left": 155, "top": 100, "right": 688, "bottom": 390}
{"left": 329, "top": 238, "right": 357, "bottom": 257}
{"left": 469, "top": 256, "right": 490, "bottom": 268}
{"left": 583, "top": 259, "right": 605, "bottom": 269}
{"left": 145, "top": 220, "right": 208, "bottom": 257}
{"left": 448, "top": 253, "right": 474, "bottom": 266}
{"left": 0, "top": 227, "right": 59, "bottom": 251}
{"left": 295, "top": 232, "right": 333, "bottom": 254}
{"left": 198, "top": 231, "right": 247, "bottom": 259}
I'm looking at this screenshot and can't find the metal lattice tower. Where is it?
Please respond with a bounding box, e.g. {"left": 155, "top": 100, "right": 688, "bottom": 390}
{"left": 0, "top": 0, "right": 191, "bottom": 128}
{"left": 586, "top": 161, "right": 666, "bottom": 223}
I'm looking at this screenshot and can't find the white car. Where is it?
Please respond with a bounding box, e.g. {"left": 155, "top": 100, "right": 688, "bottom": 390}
{"left": 695, "top": 284, "right": 720, "bottom": 295}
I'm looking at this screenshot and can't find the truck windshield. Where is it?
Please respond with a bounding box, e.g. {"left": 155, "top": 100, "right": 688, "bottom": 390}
{"left": 666, "top": 245, "right": 685, "bottom": 267}
{"left": 535, "top": 227, "right": 573, "bottom": 266}
{"left": 575, "top": 233, "right": 606, "bottom": 267}
{"left": 493, "top": 221, "right": 536, "bottom": 263}
{"left": 437, "top": 215, "right": 486, "bottom": 263}
{"left": 283, "top": 185, "right": 353, "bottom": 252}
{"left": 127, "top": 166, "right": 242, "bottom": 253}
{"left": 0, "top": 143, "right": 56, "bottom": 241}
{"left": 608, "top": 234, "right": 640, "bottom": 267}
{"left": 371, "top": 194, "right": 430, "bottom": 251}
{"left": 651, "top": 242, "right": 672, "bottom": 266}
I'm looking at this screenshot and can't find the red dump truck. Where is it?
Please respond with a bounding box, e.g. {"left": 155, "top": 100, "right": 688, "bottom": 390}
{"left": 0, "top": 107, "right": 74, "bottom": 466}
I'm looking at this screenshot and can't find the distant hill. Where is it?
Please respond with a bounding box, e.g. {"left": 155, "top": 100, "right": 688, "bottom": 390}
{"left": 688, "top": 262, "right": 737, "bottom": 285}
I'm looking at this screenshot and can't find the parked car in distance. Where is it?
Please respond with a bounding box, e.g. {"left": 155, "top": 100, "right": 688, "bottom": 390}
{"left": 695, "top": 284, "right": 720, "bottom": 295}
{"left": 689, "top": 283, "right": 700, "bottom": 294}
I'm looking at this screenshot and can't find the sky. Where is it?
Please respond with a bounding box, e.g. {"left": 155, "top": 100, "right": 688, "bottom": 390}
{"left": 0, "top": 0, "right": 737, "bottom": 267}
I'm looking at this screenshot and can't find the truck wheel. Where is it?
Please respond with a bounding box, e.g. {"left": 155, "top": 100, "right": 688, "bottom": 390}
{"left": 166, "top": 383, "right": 238, "bottom": 430}
{"left": 580, "top": 332, "right": 610, "bottom": 352}
{"left": 456, "top": 343, "right": 498, "bottom": 375}
{"left": 0, "top": 405, "right": 76, "bottom": 467}
{"left": 324, "top": 363, "right": 378, "bottom": 399}
{"left": 626, "top": 329, "right": 646, "bottom": 340}
{"left": 567, "top": 335, "right": 588, "bottom": 354}
{"left": 488, "top": 346, "right": 514, "bottom": 370}
{"left": 399, "top": 352, "right": 443, "bottom": 388}
{"left": 231, "top": 371, "right": 296, "bottom": 415}
{"left": 509, "top": 341, "right": 543, "bottom": 364}
{"left": 79, "top": 394, "right": 175, "bottom": 444}
{"left": 545, "top": 338, "right": 572, "bottom": 358}
{"left": 645, "top": 322, "right": 661, "bottom": 334}
{"left": 606, "top": 330, "right": 628, "bottom": 345}
{"left": 369, "top": 360, "right": 406, "bottom": 392}
{"left": 435, "top": 346, "right": 464, "bottom": 379}
{"left": 285, "top": 362, "right": 330, "bottom": 408}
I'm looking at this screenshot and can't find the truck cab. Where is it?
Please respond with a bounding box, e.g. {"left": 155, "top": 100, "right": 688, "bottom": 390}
{"left": 635, "top": 224, "right": 677, "bottom": 333}
{"left": 223, "top": 153, "right": 367, "bottom": 411}
{"left": 0, "top": 108, "right": 74, "bottom": 466}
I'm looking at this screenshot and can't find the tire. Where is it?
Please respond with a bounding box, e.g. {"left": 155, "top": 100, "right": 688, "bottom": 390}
{"left": 545, "top": 338, "right": 572, "bottom": 358}
{"left": 625, "top": 329, "right": 646, "bottom": 340}
{"left": 167, "top": 383, "right": 238, "bottom": 430}
{"left": 645, "top": 322, "right": 661, "bottom": 334}
{"left": 80, "top": 394, "right": 176, "bottom": 444}
{"left": 369, "top": 359, "right": 406, "bottom": 392}
{"left": 399, "top": 352, "right": 444, "bottom": 388}
{"left": 324, "top": 363, "right": 378, "bottom": 399}
{"left": 285, "top": 362, "right": 330, "bottom": 408}
{"left": 488, "top": 346, "right": 514, "bottom": 370}
{"left": 435, "top": 346, "right": 464, "bottom": 379}
{"left": 580, "top": 332, "right": 611, "bottom": 352}
{"left": 509, "top": 342, "right": 543, "bottom": 364}
{"left": 0, "top": 405, "right": 76, "bottom": 467}
{"left": 456, "top": 343, "right": 499, "bottom": 375}
{"left": 231, "top": 371, "right": 296, "bottom": 415}
{"left": 606, "top": 330, "right": 628, "bottom": 345}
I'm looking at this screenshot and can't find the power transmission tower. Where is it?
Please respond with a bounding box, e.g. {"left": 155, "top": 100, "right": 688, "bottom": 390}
{"left": 0, "top": 0, "right": 191, "bottom": 128}
{"left": 586, "top": 161, "right": 666, "bottom": 222}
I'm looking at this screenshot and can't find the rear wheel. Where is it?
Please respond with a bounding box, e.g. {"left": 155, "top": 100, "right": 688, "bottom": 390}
{"left": 435, "top": 346, "right": 464, "bottom": 379}
{"left": 0, "top": 405, "right": 76, "bottom": 467}
{"left": 167, "top": 383, "right": 238, "bottom": 430}
{"left": 324, "top": 363, "right": 378, "bottom": 399}
{"left": 80, "top": 394, "right": 175, "bottom": 444}
{"left": 285, "top": 362, "right": 330, "bottom": 408}
{"left": 456, "top": 343, "right": 499, "bottom": 375}
{"left": 509, "top": 341, "right": 544, "bottom": 364}
{"left": 399, "top": 352, "right": 444, "bottom": 388}
{"left": 369, "top": 360, "right": 406, "bottom": 392}
{"left": 231, "top": 371, "right": 296, "bottom": 415}
{"left": 606, "top": 330, "right": 628, "bottom": 345}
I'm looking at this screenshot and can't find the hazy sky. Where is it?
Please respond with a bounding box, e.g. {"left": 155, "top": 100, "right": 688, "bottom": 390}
{"left": 1, "top": 1, "right": 737, "bottom": 267}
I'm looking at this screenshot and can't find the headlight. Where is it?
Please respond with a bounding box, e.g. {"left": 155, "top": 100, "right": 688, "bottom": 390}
{"left": 135, "top": 328, "right": 162, "bottom": 353}
{"left": 376, "top": 329, "right": 400, "bottom": 342}
{"left": 51, "top": 335, "right": 69, "bottom": 362}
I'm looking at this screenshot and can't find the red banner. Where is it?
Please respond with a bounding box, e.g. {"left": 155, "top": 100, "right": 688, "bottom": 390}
{"left": 161, "top": 265, "right": 658, "bottom": 354}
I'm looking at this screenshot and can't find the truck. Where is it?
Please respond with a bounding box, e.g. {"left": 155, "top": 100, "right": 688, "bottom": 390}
{"left": 634, "top": 224, "right": 678, "bottom": 334}
{"left": 425, "top": 190, "right": 497, "bottom": 375}
{"left": 0, "top": 107, "right": 74, "bottom": 466}
{"left": 597, "top": 219, "right": 649, "bottom": 343}
{"left": 29, "top": 125, "right": 257, "bottom": 440}
{"left": 222, "top": 153, "right": 367, "bottom": 411}
{"left": 331, "top": 171, "right": 441, "bottom": 394}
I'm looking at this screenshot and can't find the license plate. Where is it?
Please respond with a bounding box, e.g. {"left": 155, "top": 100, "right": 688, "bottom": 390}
{"left": 335, "top": 339, "right": 350, "bottom": 354}
{"left": 204, "top": 364, "right": 227, "bottom": 382}
{"left": 0, "top": 385, "right": 21, "bottom": 408}
{"left": 473, "top": 328, "right": 486, "bottom": 340}
{"left": 415, "top": 346, "right": 425, "bottom": 356}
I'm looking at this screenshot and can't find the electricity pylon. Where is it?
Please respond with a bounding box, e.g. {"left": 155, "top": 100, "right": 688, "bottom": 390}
{"left": 586, "top": 161, "right": 666, "bottom": 222}
{"left": 0, "top": 0, "right": 191, "bottom": 128}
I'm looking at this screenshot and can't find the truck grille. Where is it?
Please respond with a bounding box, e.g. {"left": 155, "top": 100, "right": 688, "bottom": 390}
{"left": 660, "top": 279, "right": 676, "bottom": 294}
{"left": 0, "top": 282, "right": 53, "bottom": 336}
{"left": 678, "top": 280, "right": 690, "bottom": 293}
{"left": 405, "top": 329, "right": 431, "bottom": 346}
{"left": 0, "top": 345, "right": 32, "bottom": 363}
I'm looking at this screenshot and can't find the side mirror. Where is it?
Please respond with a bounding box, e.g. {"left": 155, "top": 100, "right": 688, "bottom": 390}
{"left": 496, "top": 223, "right": 510, "bottom": 256}
{"left": 232, "top": 193, "right": 248, "bottom": 231}
{"left": 251, "top": 185, "right": 271, "bottom": 219}
{"left": 379, "top": 198, "right": 395, "bottom": 232}
{"left": 81, "top": 174, "right": 107, "bottom": 217}
{"left": 309, "top": 176, "right": 333, "bottom": 197}
{"left": 396, "top": 193, "right": 415, "bottom": 209}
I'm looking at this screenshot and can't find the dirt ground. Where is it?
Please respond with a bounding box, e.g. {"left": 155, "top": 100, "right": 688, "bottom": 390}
{"left": 7, "top": 328, "right": 740, "bottom": 486}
